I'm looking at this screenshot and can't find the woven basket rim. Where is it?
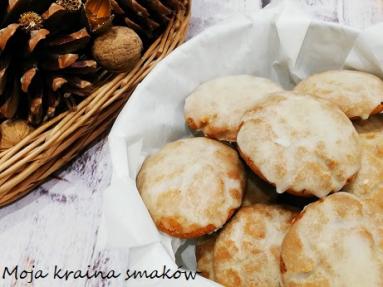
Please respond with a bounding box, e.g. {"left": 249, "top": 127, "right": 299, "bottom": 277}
{"left": 0, "top": 0, "right": 191, "bottom": 207}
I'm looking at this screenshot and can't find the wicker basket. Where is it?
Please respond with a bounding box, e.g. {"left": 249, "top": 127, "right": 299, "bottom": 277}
{"left": 0, "top": 1, "right": 191, "bottom": 206}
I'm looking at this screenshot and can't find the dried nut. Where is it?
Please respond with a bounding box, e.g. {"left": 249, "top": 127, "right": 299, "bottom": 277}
{"left": 0, "top": 120, "right": 35, "bottom": 149}
{"left": 92, "top": 26, "right": 143, "bottom": 72}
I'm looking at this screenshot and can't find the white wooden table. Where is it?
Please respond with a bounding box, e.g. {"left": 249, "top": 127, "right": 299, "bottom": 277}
{"left": 0, "top": 0, "right": 382, "bottom": 286}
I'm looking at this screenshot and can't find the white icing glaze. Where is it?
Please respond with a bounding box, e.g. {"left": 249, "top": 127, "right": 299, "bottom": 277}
{"left": 184, "top": 75, "right": 283, "bottom": 141}
{"left": 237, "top": 92, "right": 361, "bottom": 197}
{"left": 295, "top": 70, "right": 383, "bottom": 119}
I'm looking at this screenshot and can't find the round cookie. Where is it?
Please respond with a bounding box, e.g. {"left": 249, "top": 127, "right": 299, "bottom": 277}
{"left": 344, "top": 116, "right": 383, "bottom": 198}
{"left": 196, "top": 235, "right": 217, "bottom": 281}
{"left": 237, "top": 92, "right": 361, "bottom": 198}
{"left": 136, "top": 137, "right": 246, "bottom": 238}
{"left": 346, "top": 116, "right": 383, "bottom": 225}
{"left": 281, "top": 192, "right": 383, "bottom": 287}
{"left": 294, "top": 70, "right": 383, "bottom": 119}
{"left": 213, "top": 204, "right": 296, "bottom": 287}
{"left": 363, "top": 183, "right": 383, "bottom": 224}
{"left": 184, "top": 75, "right": 283, "bottom": 142}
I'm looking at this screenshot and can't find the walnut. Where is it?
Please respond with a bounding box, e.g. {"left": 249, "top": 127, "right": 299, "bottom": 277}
{"left": 92, "top": 26, "right": 143, "bottom": 72}
{"left": 0, "top": 120, "right": 35, "bottom": 150}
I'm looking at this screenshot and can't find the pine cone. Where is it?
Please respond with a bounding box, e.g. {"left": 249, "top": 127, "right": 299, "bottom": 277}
{"left": 0, "top": 0, "right": 182, "bottom": 126}
{"left": 110, "top": 0, "right": 185, "bottom": 41}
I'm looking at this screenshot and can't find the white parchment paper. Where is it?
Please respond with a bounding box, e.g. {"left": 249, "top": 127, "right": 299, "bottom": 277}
{"left": 98, "top": 0, "right": 383, "bottom": 286}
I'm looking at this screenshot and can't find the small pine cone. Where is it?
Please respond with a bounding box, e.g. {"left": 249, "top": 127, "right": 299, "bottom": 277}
{"left": 0, "top": 1, "right": 97, "bottom": 126}
{"left": 110, "top": 0, "right": 185, "bottom": 44}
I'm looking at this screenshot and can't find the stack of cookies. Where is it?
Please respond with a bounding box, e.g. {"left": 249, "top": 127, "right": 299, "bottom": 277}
{"left": 136, "top": 71, "right": 383, "bottom": 287}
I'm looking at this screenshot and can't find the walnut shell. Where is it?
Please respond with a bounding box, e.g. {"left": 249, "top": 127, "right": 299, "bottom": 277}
{"left": 92, "top": 26, "right": 143, "bottom": 72}
{"left": 0, "top": 120, "right": 35, "bottom": 150}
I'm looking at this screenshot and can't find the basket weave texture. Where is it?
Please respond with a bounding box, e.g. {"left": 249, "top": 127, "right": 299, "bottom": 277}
{"left": 0, "top": 1, "right": 191, "bottom": 206}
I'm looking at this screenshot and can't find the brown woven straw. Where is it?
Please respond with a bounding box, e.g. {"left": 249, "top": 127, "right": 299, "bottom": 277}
{"left": 0, "top": 1, "right": 191, "bottom": 206}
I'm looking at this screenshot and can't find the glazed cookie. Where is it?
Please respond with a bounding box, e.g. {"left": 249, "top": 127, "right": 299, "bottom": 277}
{"left": 281, "top": 192, "right": 383, "bottom": 287}
{"left": 213, "top": 204, "right": 296, "bottom": 287}
{"left": 196, "top": 236, "right": 217, "bottom": 280}
{"left": 184, "top": 75, "right": 283, "bottom": 141}
{"left": 294, "top": 70, "right": 383, "bottom": 119}
{"left": 237, "top": 92, "right": 361, "bottom": 198}
{"left": 343, "top": 116, "right": 383, "bottom": 207}
{"left": 136, "top": 137, "right": 246, "bottom": 238}
{"left": 344, "top": 116, "right": 383, "bottom": 198}
{"left": 363, "top": 183, "right": 383, "bottom": 222}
